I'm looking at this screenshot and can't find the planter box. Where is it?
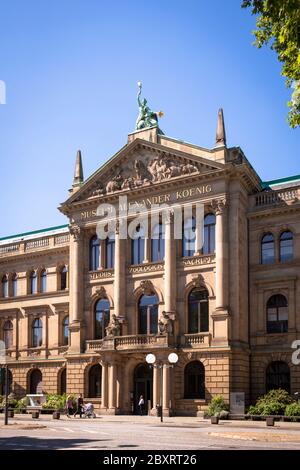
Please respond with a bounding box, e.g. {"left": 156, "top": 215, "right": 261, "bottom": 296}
{"left": 266, "top": 416, "right": 275, "bottom": 426}
{"left": 53, "top": 411, "right": 60, "bottom": 420}
{"left": 211, "top": 416, "right": 219, "bottom": 424}
{"left": 32, "top": 411, "right": 40, "bottom": 419}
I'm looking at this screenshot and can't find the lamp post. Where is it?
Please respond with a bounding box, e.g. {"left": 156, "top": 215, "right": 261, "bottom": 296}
{"left": 146, "top": 352, "right": 178, "bottom": 422}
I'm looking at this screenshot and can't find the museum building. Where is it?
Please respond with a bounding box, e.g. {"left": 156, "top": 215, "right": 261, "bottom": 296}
{"left": 0, "top": 109, "right": 300, "bottom": 416}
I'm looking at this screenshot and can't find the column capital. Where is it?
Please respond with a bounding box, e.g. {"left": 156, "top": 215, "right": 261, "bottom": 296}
{"left": 69, "top": 224, "right": 83, "bottom": 242}
{"left": 211, "top": 197, "right": 228, "bottom": 216}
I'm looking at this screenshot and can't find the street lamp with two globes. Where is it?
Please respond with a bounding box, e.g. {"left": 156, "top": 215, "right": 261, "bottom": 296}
{"left": 146, "top": 352, "right": 178, "bottom": 422}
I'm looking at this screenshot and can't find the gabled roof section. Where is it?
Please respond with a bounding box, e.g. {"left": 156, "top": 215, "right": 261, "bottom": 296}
{"left": 60, "top": 136, "right": 226, "bottom": 212}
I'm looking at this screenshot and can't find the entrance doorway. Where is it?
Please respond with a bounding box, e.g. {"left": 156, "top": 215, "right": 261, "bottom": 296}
{"left": 133, "top": 363, "right": 153, "bottom": 414}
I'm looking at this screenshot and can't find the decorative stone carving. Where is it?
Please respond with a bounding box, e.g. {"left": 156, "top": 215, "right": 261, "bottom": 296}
{"left": 211, "top": 198, "right": 227, "bottom": 215}
{"left": 140, "top": 280, "right": 155, "bottom": 296}
{"left": 86, "top": 152, "right": 201, "bottom": 198}
{"left": 158, "top": 311, "right": 173, "bottom": 335}
{"left": 191, "top": 274, "right": 205, "bottom": 288}
{"left": 105, "top": 314, "right": 121, "bottom": 337}
{"left": 69, "top": 224, "right": 82, "bottom": 241}
{"left": 95, "top": 286, "right": 107, "bottom": 298}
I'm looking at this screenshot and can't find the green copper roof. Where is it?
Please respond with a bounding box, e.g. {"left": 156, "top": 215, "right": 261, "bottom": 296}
{"left": 0, "top": 224, "right": 69, "bottom": 242}
{"left": 262, "top": 174, "right": 300, "bottom": 189}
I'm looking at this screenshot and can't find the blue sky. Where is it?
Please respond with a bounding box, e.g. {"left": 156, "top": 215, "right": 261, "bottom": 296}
{"left": 0, "top": 0, "right": 299, "bottom": 237}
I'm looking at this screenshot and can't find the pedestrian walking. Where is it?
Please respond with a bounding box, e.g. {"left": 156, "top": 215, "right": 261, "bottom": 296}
{"left": 66, "top": 395, "right": 73, "bottom": 418}
{"left": 138, "top": 395, "right": 145, "bottom": 416}
{"left": 73, "top": 394, "right": 84, "bottom": 418}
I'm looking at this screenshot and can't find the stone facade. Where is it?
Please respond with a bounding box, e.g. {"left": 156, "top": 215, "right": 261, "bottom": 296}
{"left": 0, "top": 123, "right": 299, "bottom": 416}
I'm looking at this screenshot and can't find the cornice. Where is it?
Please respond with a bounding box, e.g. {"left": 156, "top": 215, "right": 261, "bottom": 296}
{"left": 248, "top": 203, "right": 300, "bottom": 219}
{"left": 62, "top": 167, "right": 231, "bottom": 215}
{"left": 0, "top": 246, "right": 69, "bottom": 265}
{"left": 0, "top": 290, "right": 69, "bottom": 307}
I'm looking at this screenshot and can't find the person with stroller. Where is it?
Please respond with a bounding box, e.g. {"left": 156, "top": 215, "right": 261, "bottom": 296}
{"left": 83, "top": 402, "right": 96, "bottom": 418}
{"left": 73, "top": 393, "right": 84, "bottom": 418}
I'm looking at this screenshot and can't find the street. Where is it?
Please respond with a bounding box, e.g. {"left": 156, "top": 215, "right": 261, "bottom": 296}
{"left": 0, "top": 415, "right": 300, "bottom": 450}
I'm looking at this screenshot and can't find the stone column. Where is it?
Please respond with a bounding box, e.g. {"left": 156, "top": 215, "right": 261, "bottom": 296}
{"left": 108, "top": 362, "right": 117, "bottom": 411}
{"left": 214, "top": 199, "right": 229, "bottom": 311}
{"left": 69, "top": 225, "right": 84, "bottom": 353}
{"left": 162, "top": 364, "right": 170, "bottom": 415}
{"left": 114, "top": 225, "right": 126, "bottom": 320}
{"left": 143, "top": 235, "right": 150, "bottom": 263}
{"left": 164, "top": 213, "right": 176, "bottom": 315}
{"left": 100, "top": 239, "right": 105, "bottom": 270}
{"left": 101, "top": 362, "right": 108, "bottom": 409}
{"left": 152, "top": 365, "right": 159, "bottom": 411}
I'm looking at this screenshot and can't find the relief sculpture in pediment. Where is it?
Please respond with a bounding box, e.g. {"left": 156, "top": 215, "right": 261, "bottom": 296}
{"left": 89, "top": 153, "right": 200, "bottom": 198}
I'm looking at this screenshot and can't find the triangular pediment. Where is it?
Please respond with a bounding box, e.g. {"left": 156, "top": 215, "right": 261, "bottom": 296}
{"left": 62, "top": 139, "right": 225, "bottom": 207}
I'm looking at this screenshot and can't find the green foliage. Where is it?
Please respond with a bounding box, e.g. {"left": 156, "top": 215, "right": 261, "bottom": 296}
{"left": 242, "top": 0, "right": 300, "bottom": 127}
{"left": 207, "top": 395, "right": 229, "bottom": 417}
{"left": 15, "top": 397, "right": 28, "bottom": 411}
{"left": 247, "top": 388, "right": 293, "bottom": 415}
{"left": 285, "top": 402, "right": 300, "bottom": 417}
{"left": 42, "top": 393, "right": 67, "bottom": 410}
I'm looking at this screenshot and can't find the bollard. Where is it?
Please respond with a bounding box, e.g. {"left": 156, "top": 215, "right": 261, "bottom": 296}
{"left": 32, "top": 411, "right": 40, "bottom": 419}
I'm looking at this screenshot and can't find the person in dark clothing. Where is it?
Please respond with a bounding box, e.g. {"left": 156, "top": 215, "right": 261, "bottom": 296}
{"left": 138, "top": 395, "right": 145, "bottom": 416}
{"left": 74, "top": 394, "right": 84, "bottom": 418}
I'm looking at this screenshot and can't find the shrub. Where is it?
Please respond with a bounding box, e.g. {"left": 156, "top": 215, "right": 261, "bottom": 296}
{"left": 285, "top": 403, "right": 300, "bottom": 417}
{"left": 15, "top": 397, "right": 28, "bottom": 412}
{"left": 42, "top": 394, "right": 67, "bottom": 411}
{"left": 207, "top": 395, "right": 229, "bottom": 417}
{"left": 247, "top": 389, "right": 293, "bottom": 416}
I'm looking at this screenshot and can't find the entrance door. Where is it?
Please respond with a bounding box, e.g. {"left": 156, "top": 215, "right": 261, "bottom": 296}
{"left": 134, "top": 363, "right": 153, "bottom": 414}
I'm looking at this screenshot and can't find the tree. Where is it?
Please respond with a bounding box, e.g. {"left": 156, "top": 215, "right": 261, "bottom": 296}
{"left": 242, "top": 0, "right": 300, "bottom": 127}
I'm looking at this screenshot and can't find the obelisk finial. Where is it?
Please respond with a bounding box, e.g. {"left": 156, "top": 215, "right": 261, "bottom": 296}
{"left": 215, "top": 108, "right": 226, "bottom": 147}
{"left": 72, "top": 150, "right": 84, "bottom": 189}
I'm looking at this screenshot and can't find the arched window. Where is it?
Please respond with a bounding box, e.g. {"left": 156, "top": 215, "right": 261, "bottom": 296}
{"left": 203, "top": 214, "right": 216, "bottom": 254}
{"left": 32, "top": 318, "right": 43, "bottom": 347}
{"left": 29, "top": 271, "right": 37, "bottom": 294}
{"left": 59, "top": 368, "right": 67, "bottom": 395}
{"left": 2, "top": 275, "right": 8, "bottom": 298}
{"left": 188, "top": 288, "right": 209, "bottom": 333}
{"left": 138, "top": 294, "right": 159, "bottom": 335}
{"left": 151, "top": 223, "right": 165, "bottom": 262}
{"left": 280, "top": 231, "right": 293, "bottom": 262}
{"left": 95, "top": 298, "right": 110, "bottom": 339}
{"left": 132, "top": 225, "right": 145, "bottom": 265}
{"left": 182, "top": 217, "right": 195, "bottom": 257}
{"left": 29, "top": 369, "right": 43, "bottom": 394}
{"left": 105, "top": 235, "right": 115, "bottom": 269}
{"left": 88, "top": 364, "right": 102, "bottom": 398}
{"left": 267, "top": 294, "right": 288, "bottom": 334}
{"left": 3, "top": 320, "right": 13, "bottom": 349}
{"left": 266, "top": 361, "right": 290, "bottom": 393}
{"left": 60, "top": 266, "right": 68, "bottom": 290}
{"left": 261, "top": 233, "right": 275, "bottom": 264}
{"left": 62, "top": 316, "right": 69, "bottom": 346}
{"left": 184, "top": 361, "right": 205, "bottom": 399}
{"left": 40, "top": 269, "right": 47, "bottom": 293}
{"left": 90, "top": 236, "right": 100, "bottom": 271}
{"left": 12, "top": 274, "right": 17, "bottom": 297}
